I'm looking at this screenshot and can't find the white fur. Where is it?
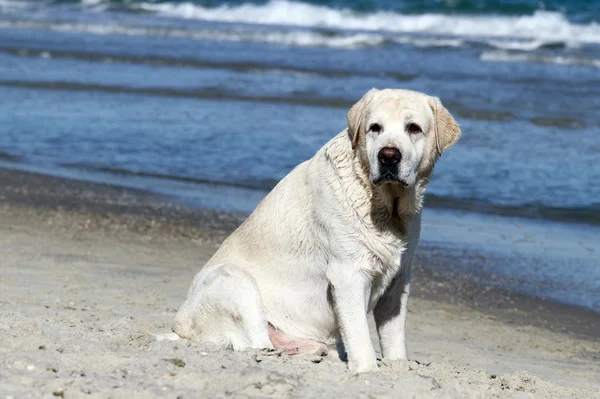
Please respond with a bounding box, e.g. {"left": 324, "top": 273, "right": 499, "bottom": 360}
{"left": 364, "top": 92, "right": 431, "bottom": 187}
{"left": 173, "top": 88, "right": 460, "bottom": 373}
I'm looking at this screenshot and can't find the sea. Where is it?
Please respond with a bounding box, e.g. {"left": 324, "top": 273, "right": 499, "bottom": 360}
{"left": 0, "top": 0, "right": 598, "bottom": 311}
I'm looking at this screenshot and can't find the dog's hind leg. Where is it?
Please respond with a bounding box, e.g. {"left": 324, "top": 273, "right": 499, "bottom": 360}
{"left": 173, "top": 264, "right": 273, "bottom": 351}
{"left": 268, "top": 324, "right": 330, "bottom": 356}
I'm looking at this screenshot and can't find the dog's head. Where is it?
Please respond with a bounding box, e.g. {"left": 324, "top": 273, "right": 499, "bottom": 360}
{"left": 347, "top": 88, "right": 460, "bottom": 188}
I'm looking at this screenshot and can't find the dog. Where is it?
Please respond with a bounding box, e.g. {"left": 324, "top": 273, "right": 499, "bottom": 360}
{"left": 173, "top": 88, "right": 460, "bottom": 373}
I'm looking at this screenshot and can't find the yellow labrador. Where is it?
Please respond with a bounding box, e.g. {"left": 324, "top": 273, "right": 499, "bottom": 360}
{"left": 173, "top": 88, "right": 461, "bottom": 373}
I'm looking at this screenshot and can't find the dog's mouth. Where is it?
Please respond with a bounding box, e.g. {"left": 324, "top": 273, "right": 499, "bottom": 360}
{"left": 373, "top": 172, "right": 409, "bottom": 187}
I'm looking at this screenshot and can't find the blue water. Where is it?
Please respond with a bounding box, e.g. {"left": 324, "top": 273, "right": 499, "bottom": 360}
{"left": 0, "top": 0, "right": 598, "bottom": 310}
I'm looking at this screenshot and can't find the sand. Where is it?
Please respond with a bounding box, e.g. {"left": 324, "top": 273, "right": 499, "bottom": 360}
{"left": 0, "top": 168, "right": 599, "bottom": 398}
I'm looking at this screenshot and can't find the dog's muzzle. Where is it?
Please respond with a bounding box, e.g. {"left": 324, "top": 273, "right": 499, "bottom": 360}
{"left": 378, "top": 147, "right": 401, "bottom": 167}
{"left": 375, "top": 147, "right": 405, "bottom": 185}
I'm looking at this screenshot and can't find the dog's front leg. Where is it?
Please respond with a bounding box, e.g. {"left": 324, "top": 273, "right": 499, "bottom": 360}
{"left": 327, "top": 263, "right": 377, "bottom": 373}
{"left": 374, "top": 214, "right": 419, "bottom": 361}
{"left": 373, "top": 267, "right": 411, "bottom": 361}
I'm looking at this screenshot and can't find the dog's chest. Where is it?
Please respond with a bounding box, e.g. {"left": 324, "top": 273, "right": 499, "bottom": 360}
{"left": 368, "top": 208, "right": 408, "bottom": 257}
{"left": 354, "top": 213, "right": 408, "bottom": 280}
{"left": 352, "top": 211, "right": 412, "bottom": 305}
{"left": 364, "top": 227, "right": 407, "bottom": 310}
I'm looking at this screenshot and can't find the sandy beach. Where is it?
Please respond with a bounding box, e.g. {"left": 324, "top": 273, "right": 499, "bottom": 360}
{"left": 2, "top": 0, "right": 600, "bottom": 396}
{"left": 0, "top": 168, "right": 599, "bottom": 398}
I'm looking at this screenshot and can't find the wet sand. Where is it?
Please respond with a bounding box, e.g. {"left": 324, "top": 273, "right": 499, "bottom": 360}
{"left": 1, "top": 167, "right": 599, "bottom": 398}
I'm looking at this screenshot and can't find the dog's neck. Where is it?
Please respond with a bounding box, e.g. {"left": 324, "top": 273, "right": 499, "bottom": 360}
{"left": 324, "top": 131, "right": 426, "bottom": 224}
{"left": 373, "top": 183, "right": 425, "bottom": 219}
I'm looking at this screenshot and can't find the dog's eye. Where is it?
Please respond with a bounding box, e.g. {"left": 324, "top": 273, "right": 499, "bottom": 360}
{"left": 406, "top": 123, "right": 422, "bottom": 134}
{"left": 368, "top": 123, "right": 382, "bottom": 133}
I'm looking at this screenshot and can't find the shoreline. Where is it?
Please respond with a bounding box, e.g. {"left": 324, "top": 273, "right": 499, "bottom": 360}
{"left": 1, "top": 166, "right": 599, "bottom": 397}
{"left": 1, "top": 165, "right": 599, "bottom": 342}
{"left": 3, "top": 159, "right": 599, "bottom": 228}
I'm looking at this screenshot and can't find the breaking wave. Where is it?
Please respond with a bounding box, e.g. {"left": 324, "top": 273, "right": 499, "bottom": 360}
{"left": 135, "top": 1, "right": 600, "bottom": 44}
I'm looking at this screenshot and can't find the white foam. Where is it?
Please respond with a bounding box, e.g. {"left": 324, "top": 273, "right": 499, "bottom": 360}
{"left": 487, "top": 38, "right": 583, "bottom": 51}
{"left": 488, "top": 40, "right": 553, "bottom": 52}
{"left": 136, "top": 0, "right": 600, "bottom": 44}
{"left": 0, "top": 0, "right": 29, "bottom": 10}
{"left": 258, "top": 31, "right": 385, "bottom": 48}
{"left": 0, "top": 19, "right": 385, "bottom": 49}
{"left": 81, "top": 0, "right": 108, "bottom": 10}
{"left": 3, "top": 0, "right": 599, "bottom": 52}
{"left": 0, "top": 17, "right": 580, "bottom": 52}
{"left": 394, "top": 37, "right": 465, "bottom": 48}
{"left": 481, "top": 50, "right": 600, "bottom": 68}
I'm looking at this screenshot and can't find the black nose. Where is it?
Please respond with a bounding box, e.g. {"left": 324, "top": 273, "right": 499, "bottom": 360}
{"left": 378, "top": 147, "right": 402, "bottom": 167}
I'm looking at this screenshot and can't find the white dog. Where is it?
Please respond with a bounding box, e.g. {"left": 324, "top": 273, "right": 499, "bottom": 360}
{"left": 173, "top": 88, "right": 460, "bottom": 373}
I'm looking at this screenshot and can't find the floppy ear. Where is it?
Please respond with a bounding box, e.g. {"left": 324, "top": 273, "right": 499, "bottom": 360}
{"left": 348, "top": 88, "right": 377, "bottom": 150}
{"left": 429, "top": 97, "right": 461, "bottom": 155}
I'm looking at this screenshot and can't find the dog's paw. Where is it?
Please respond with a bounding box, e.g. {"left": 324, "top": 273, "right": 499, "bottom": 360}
{"left": 349, "top": 360, "right": 379, "bottom": 374}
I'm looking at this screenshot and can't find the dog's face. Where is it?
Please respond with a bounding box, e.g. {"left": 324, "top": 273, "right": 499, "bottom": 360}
{"left": 347, "top": 89, "right": 460, "bottom": 187}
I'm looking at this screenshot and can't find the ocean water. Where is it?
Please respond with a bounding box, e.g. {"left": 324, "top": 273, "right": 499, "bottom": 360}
{"left": 0, "top": 1, "right": 599, "bottom": 309}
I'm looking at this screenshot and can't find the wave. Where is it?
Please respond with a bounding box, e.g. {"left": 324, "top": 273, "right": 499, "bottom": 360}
{"left": 0, "top": 0, "right": 28, "bottom": 9}
{"left": 10, "top": 0, "right": 600, "bottom": 21}
{"left": 487, "top": 39, "right": 572, "bottom": 51}
{"left": 0, "top": 17, "right": 584, "bottom": 53}
{"left": 0, "top": 19, "right": 489, "bottom": 50}
{"left": 0, "top": 19, "right": 392, "bottom": 49}
{"left": 135, "top": 0, "right": 600, "bottom": 44}
{"left": 2, "top": 1, "right": 599, "bottom": 52}
{"left": 481, "top": 50, "right": 600, "bottom": 68}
